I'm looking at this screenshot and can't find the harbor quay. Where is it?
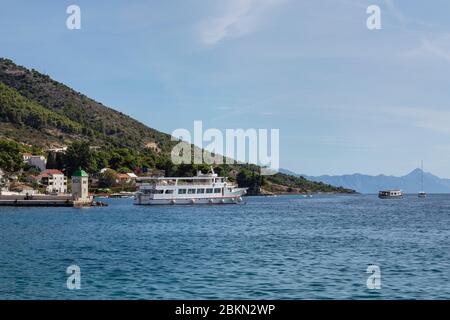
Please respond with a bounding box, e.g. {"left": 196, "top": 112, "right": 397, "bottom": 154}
{"left": 0, "top": 169, "right": 105, "bottom": 208}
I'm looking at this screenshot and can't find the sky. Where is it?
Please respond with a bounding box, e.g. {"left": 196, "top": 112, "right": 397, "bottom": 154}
{"left": 1, "top": 0, "right": 450, "bottom": 177}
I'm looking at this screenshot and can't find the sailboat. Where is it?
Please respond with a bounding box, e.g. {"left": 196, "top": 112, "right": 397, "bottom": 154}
{"left": 418, "top": 160, "right": 427, "bottom": 198}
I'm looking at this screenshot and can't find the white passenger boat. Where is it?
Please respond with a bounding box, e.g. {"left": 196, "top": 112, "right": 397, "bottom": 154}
{"left": 378, "top": 189, "right": 403, "bottom": 199}
{"left": 134, "top": 168, "right": 247, "bottom": 205}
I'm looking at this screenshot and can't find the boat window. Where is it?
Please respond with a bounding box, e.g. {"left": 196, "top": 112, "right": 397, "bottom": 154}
{"left": 214, "top": 188, "right": 221, "bottom": 193}
{"left": 178, "top": 189, "right": 187, "bottom": 194}
{"left": 197, "top": 188, "right": 205, "bottom": 194}
{"left": 206, "top": 188, "right": 213, "bottom": 194}
{"left": 165, "top": 190, "right": 174, "bottom": 194}
{"left": 188, "top": 189, "right": 196, "bottom": 194}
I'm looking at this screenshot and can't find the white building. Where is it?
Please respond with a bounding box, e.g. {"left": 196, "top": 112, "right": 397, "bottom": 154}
{"left": 0, "top": 169, "right": 5, "bottom": 191}
{"left": 46, "top": 146, "right": 67, "bottom": 153}
{"left": 23, "top": 153, "right": 47, "bottom": 171}
{"left": 35, "top": 169, "right": 67, "bottom": 194}
{"left": 126, "top": 172, "right": 138, "bottom": 179}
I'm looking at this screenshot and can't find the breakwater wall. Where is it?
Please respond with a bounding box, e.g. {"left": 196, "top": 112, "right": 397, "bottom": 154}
{"left": 0, "top": 194, "right": 73, "bottom": 207}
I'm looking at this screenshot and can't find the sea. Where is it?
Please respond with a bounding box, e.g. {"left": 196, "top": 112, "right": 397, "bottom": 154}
{"left": 0, "top": 194, "right": 449, "bottom": 299}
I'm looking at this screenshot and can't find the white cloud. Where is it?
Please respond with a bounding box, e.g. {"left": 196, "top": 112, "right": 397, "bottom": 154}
{"left": 199, "top": 0, "right": 286, "bottom": 46}
{"left": 401, "top": 35, "right": 450, "bottom": 62}
{"left": 380, "top": 106, "right": 450, "bottom": 134}
{"left": 420, "top": 38, "right": 450, "bottom": 62}
{"left": 332, "top": 104, "right": 450, "bottom": 135}
{"left": 384, "top": 0, "right": 407, "bottom": 26}
{"left": 306, "top": 103, "right": 450, "bottom": 136}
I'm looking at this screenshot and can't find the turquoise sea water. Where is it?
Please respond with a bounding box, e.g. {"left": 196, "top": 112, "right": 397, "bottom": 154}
{"left": 0, "top": 194, "right": 449, "bottom": 299}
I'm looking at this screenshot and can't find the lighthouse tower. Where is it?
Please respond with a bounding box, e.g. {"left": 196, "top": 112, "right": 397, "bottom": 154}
{"left": 72, "top": 168, "right": 89, "bottom": 202}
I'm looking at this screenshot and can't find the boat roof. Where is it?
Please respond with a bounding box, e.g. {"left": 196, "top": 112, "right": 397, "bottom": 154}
{"left": 136, "top": 168, "right": 224, "bottom": 181}
{"left": 137, "top": 175, "right": 221, "bottom": 181}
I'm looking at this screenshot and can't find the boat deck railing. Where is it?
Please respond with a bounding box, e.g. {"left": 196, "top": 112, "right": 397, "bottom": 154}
{"left": 136, "top": 176, "right": 228, "bottom": 186}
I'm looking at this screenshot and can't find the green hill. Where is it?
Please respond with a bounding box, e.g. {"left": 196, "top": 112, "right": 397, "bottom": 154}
{"left": 0, "top": 82, "right": 83, "bottom": 141}
{"left": 0, "top": 58, "right": 172, "bottom": 151}
{"left": 0, "top": 58, "right": 354, "bottom": 194}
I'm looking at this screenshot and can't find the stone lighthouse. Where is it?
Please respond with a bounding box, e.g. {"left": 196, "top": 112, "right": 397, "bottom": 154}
{"left": 72, "top": 168, "right": 90, "bottom": 205}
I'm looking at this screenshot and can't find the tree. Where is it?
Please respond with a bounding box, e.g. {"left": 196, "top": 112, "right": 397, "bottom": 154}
{"left": 214, "top": 165, "right": 229, "bottom": 177}
{"left": 46, "top": 152, "right": 57, "bottom": 169}
{"left": 93, "top": 150, "right": 110, "bottom": 169}
{"left": 155, "top": 156, "right": 175, "bottom": 177}
{"left": 175, "top": 163, "right": 194, "bottom": 177}
{"left": 65, "top": 141, "right": 95, "bottom": 175}
{"left": 236, "top": 169, "right": 262, "bottom": 195}
{"left": 55, "top": 152, "right": 65, "bottom": 169}
{"left": 0, "top": 140, "right": 24, "bottom": 172}
{"left": 98, "top": 169, "right": 117, "bottom": 188}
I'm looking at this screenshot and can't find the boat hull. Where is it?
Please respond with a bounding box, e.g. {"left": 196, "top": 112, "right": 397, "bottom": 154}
{"left": 418, "top": 193, "right": 427, "bottom": 198}
{"left": 134, "top": 196, "right": 243, "bottom": 205}
{"left": 378, "top": 195, "right": 403, "bottom": 199}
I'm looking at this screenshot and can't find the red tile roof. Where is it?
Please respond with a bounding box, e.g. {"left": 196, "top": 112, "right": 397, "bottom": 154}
{"left": 35, "top": 169, "right": 64, "bottom": 180}
{"left": 43, "top": 169, "right": 63, "bottom": 175}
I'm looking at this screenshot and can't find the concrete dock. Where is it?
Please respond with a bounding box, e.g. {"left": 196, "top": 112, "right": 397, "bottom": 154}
{"left": 0, "top": 194, "right": 74, "bottom": 207}
{"left": 0, "top": 195, "right": 108, "bottom": 207}
{"left": 0, "top": 168, "right": 107, "bottom": 207}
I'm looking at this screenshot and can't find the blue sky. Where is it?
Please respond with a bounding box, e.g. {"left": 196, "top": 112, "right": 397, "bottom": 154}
{"left": 1, "top": 0, "right": 450, "bottom": 177}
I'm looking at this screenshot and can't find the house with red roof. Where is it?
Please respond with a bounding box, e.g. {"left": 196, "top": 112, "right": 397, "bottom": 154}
{"left": 34, "top": 169, "right": 68, "bottom": 194}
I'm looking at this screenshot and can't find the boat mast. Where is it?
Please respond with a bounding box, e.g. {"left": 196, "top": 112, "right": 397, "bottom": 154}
{"left": 421, "top": 160, "right": 424, "bottom": 192}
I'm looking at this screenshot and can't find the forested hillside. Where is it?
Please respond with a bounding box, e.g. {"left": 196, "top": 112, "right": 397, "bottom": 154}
{"left": 0, "top": 58, "right": 353, "bottom": 194}
{"left": 0, "top": 58, "right": 172, "bottom": 151}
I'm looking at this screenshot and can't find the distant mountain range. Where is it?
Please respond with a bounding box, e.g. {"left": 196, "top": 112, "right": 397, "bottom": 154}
{"left": 280, "top": 168, "right": 450, "bottom": 194}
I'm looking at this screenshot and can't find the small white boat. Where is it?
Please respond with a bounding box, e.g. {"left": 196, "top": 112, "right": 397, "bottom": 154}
{"left": 134, "top": 168, "right": 247, "bottom": 205}
{"left": 110, "top": 192, "right": 135, "bottom": 198}
{"left": 378, "top": 190, "right": 403, "bottom": 199}
{"left": 418, "top": 161, "right": 427, "bottom": 198}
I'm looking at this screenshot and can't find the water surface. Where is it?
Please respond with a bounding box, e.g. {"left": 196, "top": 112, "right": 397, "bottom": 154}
{"left": 0, "top": 194, "right": 449, "bottom": 299}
